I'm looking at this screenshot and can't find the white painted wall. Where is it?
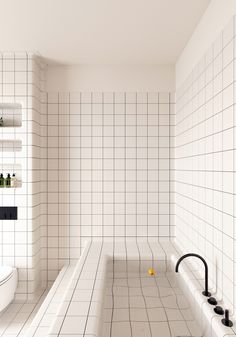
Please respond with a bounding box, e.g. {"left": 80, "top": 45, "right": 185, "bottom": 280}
{"left": 176, "top": 0, "right": 236, "bottom": 89}
{"left": 0, "top": 0, "right": 209, "bottom": 65}
{"left": 46, "top": 64, "right": 175, "bottom": 92}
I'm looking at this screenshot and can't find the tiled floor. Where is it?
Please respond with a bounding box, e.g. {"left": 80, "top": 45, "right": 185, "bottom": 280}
{"left": 0, "top": 289, "right": 49, "bottom": 337}
{"left": 102, "top": 260, "right": 202, "bottom": 337}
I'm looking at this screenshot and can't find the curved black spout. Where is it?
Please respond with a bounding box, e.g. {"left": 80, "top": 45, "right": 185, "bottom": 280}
{"left": 175, "top": 253, "right": 211, "bottom": 297}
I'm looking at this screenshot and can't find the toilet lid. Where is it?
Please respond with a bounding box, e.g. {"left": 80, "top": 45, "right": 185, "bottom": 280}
{"left": 0, "top": 266, "right": 13, "bottom": 282}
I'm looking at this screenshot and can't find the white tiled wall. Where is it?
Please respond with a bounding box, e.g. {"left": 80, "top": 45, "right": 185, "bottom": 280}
{"left": 0, "top": 52, "right": 175, "bottom": 293}
{"left": 31, "top": 57, "right": 48, "bottom": 291}
{"left": 0, "top": 52, "right": 46, "bottom": 299}
{"left": 47, "top": 92, "right": 175, "bottom": 280}
{"left": 175, "top": 17, "right": 236, "bottom": 312}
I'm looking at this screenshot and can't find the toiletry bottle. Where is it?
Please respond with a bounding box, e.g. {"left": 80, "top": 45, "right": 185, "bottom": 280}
{"left": 11, "top": 173, "right": 17, "bottom": 188}
{"left": 5, "top": 174, "right": 11, "bottom": 187}
{"left": 0, "top": 174, "right": 4, "bottom": 187}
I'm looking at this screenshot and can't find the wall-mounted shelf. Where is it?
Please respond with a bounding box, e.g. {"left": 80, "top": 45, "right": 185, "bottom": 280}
{"left": 0, "top": 140, "right": 21, "bottom": 152}
{"left": 0, "top": 103, "right": 22, "bottom": 127}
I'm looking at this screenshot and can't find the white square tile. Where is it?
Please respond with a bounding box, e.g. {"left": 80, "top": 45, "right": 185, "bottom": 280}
{"left": 111, "top": 322, "right": 131, "bottom": 337}
{"left": 60, "top": 316, "right": 87, "bottom": 334}
{"left": 150, "top": 322, "right": 170, "bottom": 337}
{"left": 131, "top": 322, "right": 151, "bottom": 337}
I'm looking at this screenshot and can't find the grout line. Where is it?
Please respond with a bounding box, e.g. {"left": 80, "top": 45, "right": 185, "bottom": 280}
{"left": 135, "top": 92, "right": 137, "bottom": 241}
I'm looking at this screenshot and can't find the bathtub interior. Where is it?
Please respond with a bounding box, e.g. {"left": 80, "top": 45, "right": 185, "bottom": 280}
{"left": 102, "top": 258, "right": 203, "bottom": 337}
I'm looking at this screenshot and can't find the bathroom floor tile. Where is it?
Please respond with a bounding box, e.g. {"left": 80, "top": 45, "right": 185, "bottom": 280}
{"left": 165, "top": 308, "right": 183, "bottom": 321}
{"left": 128, "top": 287, "right": 142, "bottom": 296}
{"left": 147, "top": 307, "right": 167, "bottom": 321}
{"left": 159, "top": 286, "right": 175, "bottom": 297}
{"left": 150, "top": 322, "right": 171, "bottom": 337}
{"left": 161, "top": 295, "right": 179, "bottom": 309}
{"left": 103, "top": 309, "right": 112, "bottom": 323}
{"left": 0, "top": 289, "right": 49, "bottom": 337}
{"left": 145, "top": 296, "right": 163, "bottom": 308}
{"left": 129, "top": 296, "right": 145, "bottom": 308}
{"left": 176, "top": 295, "right": 190, "bottom": 309}
{"left": 102, "top": 322, "right": 111, "bottom": 337}
{"left": 130, "top": 308, "right": 148, "bottom": 321}
{"left": 111, "top": 322, "right": 131, "bottom": 337}
{"left": 113, "top": 286, "right": 129, "bottom": 296}
{"left": 169, "top": 321, "right": 190, "bottom": 337}
{"left": 113, "top": 296, "right": 129, "bottom": 308}
{"left": 142, "top": 286, "right": 159, "bottom": 297}
{"left": 181, "top": 308, "right": 194, "bottom": 320}
{"left": 187, "top": 320, "right": 203, "bottom": 336}
{"left": 113, "top": 308, "right": 129, "bottom": 321}
{"left": 131, "top": 322, "right": 151, "bottom": 337}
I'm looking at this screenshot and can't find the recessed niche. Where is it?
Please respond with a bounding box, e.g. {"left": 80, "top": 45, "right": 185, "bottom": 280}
{"left": 0, "top": 164, "right": 22, "bottom": 188}
{"left": 0, "top": 103, "right": 22, "bottom": 127}
{"left": 0, "top": 140, "right": 22, "bottom": 152}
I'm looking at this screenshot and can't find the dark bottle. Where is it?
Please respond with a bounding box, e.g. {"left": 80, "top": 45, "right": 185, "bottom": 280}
{"left": 0, "top": 174, "right": 4, "bottom": 188}
{"left": 5, "top": 174, "right": 11, "bottom": 188}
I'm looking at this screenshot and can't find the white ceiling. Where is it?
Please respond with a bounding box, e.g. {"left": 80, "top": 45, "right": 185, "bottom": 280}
{"left": 0, "top": 0, "right": 210, "bottom": 65}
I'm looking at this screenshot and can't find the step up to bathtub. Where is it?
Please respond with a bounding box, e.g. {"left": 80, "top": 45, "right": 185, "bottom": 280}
{"left": 25, "top": 264, "right": 76, "bottom": 337}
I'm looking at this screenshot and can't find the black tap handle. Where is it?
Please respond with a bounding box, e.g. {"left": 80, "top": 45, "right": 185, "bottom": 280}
{"left": 222, "top": 309, "right": 233, "bottom": 327}
{"left": 225, "top": 309, "right": 229, "bottom": 322}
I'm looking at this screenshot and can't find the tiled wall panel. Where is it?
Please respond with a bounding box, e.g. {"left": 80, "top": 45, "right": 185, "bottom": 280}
{"left": 175, "top": 17, "right": 236, "bottom": 312}
{"left": 0, "top": 52, "right": 46, "bottom": 299}
{"left": 31, "top": 57, "right": 48, "bottom": 291}
{"left": 47, "top": 92, "right": 175, "bottom": 280}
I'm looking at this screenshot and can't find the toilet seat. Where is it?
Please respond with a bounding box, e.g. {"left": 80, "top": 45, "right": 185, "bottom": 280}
{"left": 0, "top": 266, "right": 17, "bottom": 312}
{"left": 0, "top": 266, "right": 13, "bottom": 285}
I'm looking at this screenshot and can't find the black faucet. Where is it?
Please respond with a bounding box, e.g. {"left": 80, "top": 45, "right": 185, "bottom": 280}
{"left": 175, "top": 253, "right": 211, "bottom": 297}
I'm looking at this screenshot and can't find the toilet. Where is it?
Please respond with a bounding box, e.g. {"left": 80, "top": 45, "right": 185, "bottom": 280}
{"left": 0, "top": 266, "right": 17, "bottom": 312}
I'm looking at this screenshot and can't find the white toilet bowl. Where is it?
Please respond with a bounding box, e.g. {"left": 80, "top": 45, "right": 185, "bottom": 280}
{"left": 0, "top": 266, "right": 17, "bottom": 312}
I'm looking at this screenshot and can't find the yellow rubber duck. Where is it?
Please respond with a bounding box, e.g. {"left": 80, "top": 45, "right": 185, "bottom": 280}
{"left": 148, "top": 268, "right": 156, "bottom": 276}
